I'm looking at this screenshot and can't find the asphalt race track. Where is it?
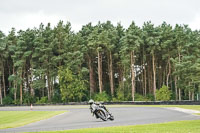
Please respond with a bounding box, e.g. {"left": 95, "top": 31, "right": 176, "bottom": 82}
{"left": 0, "top": 105, "right": 199, "bottom": 133}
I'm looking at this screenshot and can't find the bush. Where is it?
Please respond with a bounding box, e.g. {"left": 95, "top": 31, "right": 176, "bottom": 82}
{"left": 2, "top": 96, "right": 13, "bottom": 105}
{"left": 59, "top": 67, "right": 88, "bottom": 102}
{"left": 36, "top": 96, "right": 48, "bottom": 104}
{"left": 52, "top": 83, "right": 62, "bottom": 103}
{"left": 156, "top": 85, "right": 172, "bottom": 101}
{"left": 146, "top": 94, "right": 154, "bottom": 101}
{"left": 135, "top": 93, "right": 152, "bottom": 101}
{"left": 112, "top": 89, "right": 124, "bottom": 101}
{"left": 14, "top": 99, "right": 20, "bottom": 105}
{"left": 52, "top": 94, "right": 62, "bottom": 103}
{"left": 23, "top": 93, "right": 35, "bottom": 104}
{"left": 94, "top": 91, "right": 110, "bottom": 102}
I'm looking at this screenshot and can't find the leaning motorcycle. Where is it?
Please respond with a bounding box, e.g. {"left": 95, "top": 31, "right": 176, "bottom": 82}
{"left": 89, "top": 99, "right": 114, "bottom": 121}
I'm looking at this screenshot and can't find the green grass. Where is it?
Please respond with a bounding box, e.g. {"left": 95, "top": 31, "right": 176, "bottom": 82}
{"left": 171, "top": 105, "right": 200, "bottom": 111}
{"left": 0, "top": 111, "right": 66, "bottom": 129}
{"left": 107, "top": 105, "right": 200, "bottom": 111}
{"left": 30, "top": 119, "right": 200, "bottom": 133}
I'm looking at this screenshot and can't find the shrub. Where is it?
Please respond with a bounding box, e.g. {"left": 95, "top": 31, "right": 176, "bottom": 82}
{"left": 59, "top": 67, "right": 88, "bottom": 102}
{"left": 23, "top": 93, "right": 35, "bottom": 104}
{"left": 146, "top": 94, "right": 154, "bottom": 101}
{"left": 2, "top": 96, "right": 13, "bottom": 105}
{"left": 112, "top": 89, "right": 124, "bottom": 101}
{"left": 52, "top": 93, "right": 62, "bottom": 103}
{"left": 135, "top": 93, "right": 152, "bottom": 101}
{"left": 94, "top": 91, "right": 110, "bottom": 102}
{"left": 156, "top": 85, "right": 172, "bottom": 101}
{"left": 36, "top": 96, "right": 48, "bottom": 104}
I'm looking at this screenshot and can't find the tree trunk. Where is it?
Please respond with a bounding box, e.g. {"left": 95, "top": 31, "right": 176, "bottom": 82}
{"left": 98, "top": 50, "right": 103, "bottom": 93}
{"left": 178, "top": 88, "right": 181, "bottom": 101}
{"left": 144, "top": 65, "right": 147, "bottom": 96}
{"left": 118, "top": 64, "right": 123, "bottom": 89}
{"left": 2, "top": 65, "right": 6, "bottom": 97}
{"left": 20, "top": 69, "right": 23, "bottom": 105}
{"left": 147, "top": 59, "right": 152, "bottom": 94}
{"left": 189, "top": 90, "right": 191, "bottom": 101}
{"left": 130, "top": 51, "right": 135, "bottom": 101}
{"left": 0, "top": 77, "right": 2, "bottom": 104}
{"left": 192, "top": 91, "right": 194, "bottom": 101}
{"left": 13, "top": 66, "right": 17, "bottom": 101}
{"left": 47, "top": 71, "right": 51, "bottom": 101}
{"left": 166, "top": 57, "right": 171, "bottom": 87}
{"left": 108, "top": 51, "right": 114, "bottom": 96}
{"left": 30, "top": 63, "right": 34, "bottom": 96}
{"left": 152, "top": 52, "right": 156, "bottom": 100}
{"left": 51, "top": 77, "right": 54, "bottom": 97}
{"left": 142, "top": 47, "right": 147, "bottom": 96}
{"left": 42, "top": 75, "right": 45, "bottom": 97}
{"left": 178, "top": 52, "right": 181, "bottom": 101}
{"left": 8, "top": 62, "right": 12, "bottom": 90}
{"left": 174, "top": 76, "right": 178, "bottom": 101}
{"left": 88, "top": 56, "right": 96, "bottom": 97}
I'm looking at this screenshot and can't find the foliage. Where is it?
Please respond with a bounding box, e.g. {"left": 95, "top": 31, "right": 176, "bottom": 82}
{"left": 1, "top": 21, "right": 200, "bottom": 104}
{"left": 23, "top": 93, "right": 35, "bottom": 104}
{"left": 112, "top": 89, "right": 125, "bottom": 101}
{"left": 2, "top": 96, "right": 13, "bottom": 105}
{"left": 94, "top": 91, "right": 110, "bottom": 102}
{"left": 58, "top": 67, "right": 88, "bottom": 102}
{"left": 36, "top": 97, "right": 48, "bottom": 104}
{"left": 51, "top": 83, "right": 62, "bottom": 103}
{"left": 146, "top": 94, "right": 155, "bottom": 101}
{"left": 156, "top": 85, "right": 172, "bottom": 101}
{"left": 134, "top": 93, "right": 152, "bottom": 101}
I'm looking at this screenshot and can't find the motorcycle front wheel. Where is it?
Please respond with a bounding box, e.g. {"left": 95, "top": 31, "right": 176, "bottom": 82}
{"left": 109, "top": 115, "right": 114, "bottom": 121}
{"left": 96, "top": 109, "right": 107, "bottom": 121}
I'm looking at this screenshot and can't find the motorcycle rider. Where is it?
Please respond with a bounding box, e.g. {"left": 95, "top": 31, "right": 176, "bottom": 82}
{"left": 88, "top": 99, "right": 112, "bottom": 119}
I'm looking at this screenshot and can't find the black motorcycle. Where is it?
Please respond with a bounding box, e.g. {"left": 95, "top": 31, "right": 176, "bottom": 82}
{"left": 89, "top": 99, "right": 114, "bottom": 121}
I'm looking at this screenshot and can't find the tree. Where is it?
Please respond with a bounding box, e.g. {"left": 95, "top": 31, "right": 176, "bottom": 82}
{"left": 101, "top": 21, "right": 118, "bottom": 97}
{"left": 120, "top": 22, "right": 142, "bottom": 101}
{"left": 58, "top": 67, "right": 87, "bottom": 102}
{"left": 142, "top": 22, "right": 160, "bottom": 100}
{"left": 0, "top": 30, "right": 5, "bottom": 104}
{"left": 6, "top": 28, "right": 18, "bottom": 102}
{"left": 88, "top": 23, "right": 105, "bottom": 94}
{"left": 79, "top": 23, "right": 97, "bottom": 97}
{"left": 172, "top": 25, "right": 191, "bottom": 101}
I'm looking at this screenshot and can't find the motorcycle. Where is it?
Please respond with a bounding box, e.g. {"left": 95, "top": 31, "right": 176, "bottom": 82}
{"left": 89, "top": 99, "right": 114, "bottom": 121}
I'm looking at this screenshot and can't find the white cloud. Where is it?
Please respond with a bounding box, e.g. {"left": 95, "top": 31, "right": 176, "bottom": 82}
{"left": 0, "top": 11, "right": 67, "bottom": 34}
{"left": 1, "top": 0, "right": 200, "bottom": 34}
{"left": 189, "top": 14, "right": 200, "bottom": 30}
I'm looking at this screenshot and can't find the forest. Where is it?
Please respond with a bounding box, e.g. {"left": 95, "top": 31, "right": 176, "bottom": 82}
{"left": 0, "top": 20, "right": 200, "bottom": 105}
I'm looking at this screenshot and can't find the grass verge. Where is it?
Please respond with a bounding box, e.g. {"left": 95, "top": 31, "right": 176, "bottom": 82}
{"left": 30, "top": 119, "right": 200, "bottom": 133}
{"left": 0, "top": 111, "right": 66, "bottom": 129}
{"left": 107, "top": 105, "right": 200, "bottom": 111}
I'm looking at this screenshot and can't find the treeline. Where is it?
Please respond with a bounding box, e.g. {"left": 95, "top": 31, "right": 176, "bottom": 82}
{"left": 0, "top": 21, "right": 200, "bottom": 104}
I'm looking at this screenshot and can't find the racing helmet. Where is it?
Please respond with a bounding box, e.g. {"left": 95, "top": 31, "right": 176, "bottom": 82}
{"left": 88, "top": 99, "right": 94, "bottom": 104}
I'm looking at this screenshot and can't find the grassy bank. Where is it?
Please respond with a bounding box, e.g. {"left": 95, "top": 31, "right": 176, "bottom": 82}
{"left": 0, "top": 111, "right": 66, "bottom": 129}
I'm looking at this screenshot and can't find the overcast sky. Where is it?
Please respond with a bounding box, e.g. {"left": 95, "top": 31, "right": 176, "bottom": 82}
{"left": 1, "top": 0, "right": 200, "bottom": 34}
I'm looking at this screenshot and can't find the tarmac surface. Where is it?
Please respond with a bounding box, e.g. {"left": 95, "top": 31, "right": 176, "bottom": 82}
{"left": 0, "top": 105, "right": 199, "bottom": 133}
